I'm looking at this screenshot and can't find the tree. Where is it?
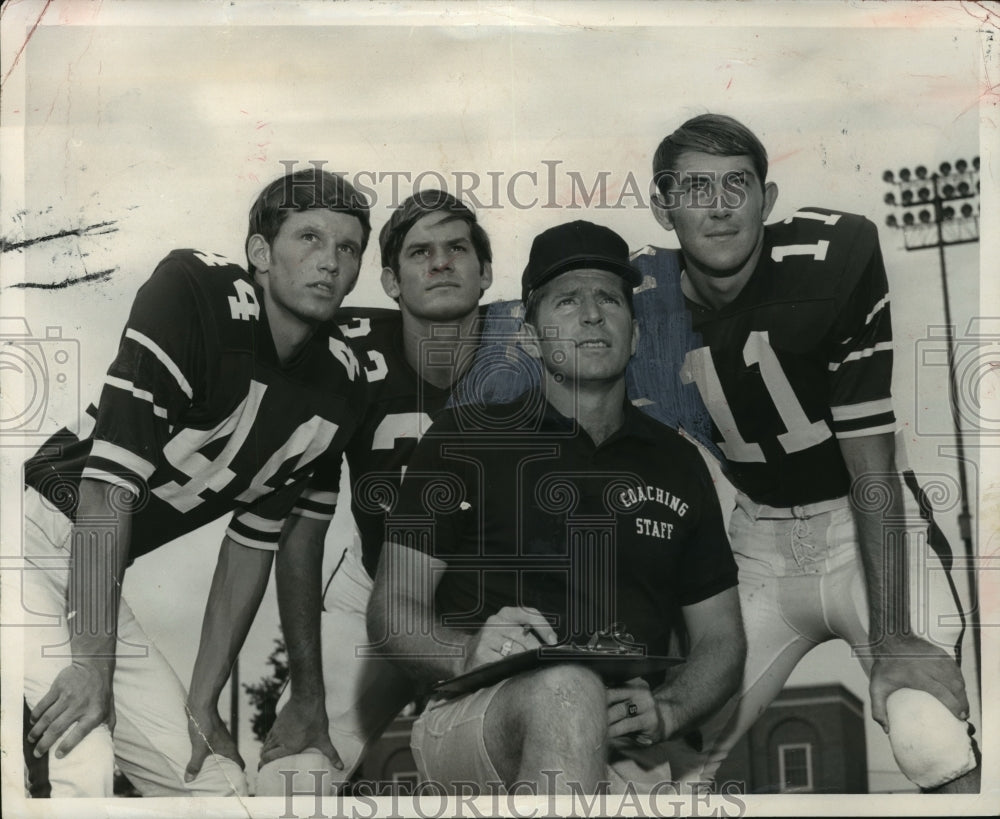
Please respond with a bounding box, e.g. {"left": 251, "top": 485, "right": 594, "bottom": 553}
{"left": 244, "top": 635, "right": 288, "bottom": 743}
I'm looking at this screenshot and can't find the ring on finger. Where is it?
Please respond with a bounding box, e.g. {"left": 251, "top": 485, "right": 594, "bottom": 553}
{"left": 499, "top": 639, "right": 514, "bottom": 657}
{"left": 626, "top": 700, "right": 638, "bottom": 717}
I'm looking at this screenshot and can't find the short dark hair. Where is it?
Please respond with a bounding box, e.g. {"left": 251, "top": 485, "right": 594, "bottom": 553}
{"left": 523, "top": 273, "right": 634, "bottom": 329}
{"left": 246, "top": 168, "right": 372, "bottom": 275}
{"left": 378, "top": 189, "right": 492, "bottom": 274}
{"left": 652, "top": 113, "right": 769, "bottom": 198}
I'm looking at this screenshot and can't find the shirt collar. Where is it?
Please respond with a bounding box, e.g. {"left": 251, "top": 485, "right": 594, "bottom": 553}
{"left": 532, "top": 395, "right": 661, "bottom": 445}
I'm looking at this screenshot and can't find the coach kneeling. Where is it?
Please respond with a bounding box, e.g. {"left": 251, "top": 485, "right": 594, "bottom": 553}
{"left": 367, "top": 220, "right": 745, "bottom": 794}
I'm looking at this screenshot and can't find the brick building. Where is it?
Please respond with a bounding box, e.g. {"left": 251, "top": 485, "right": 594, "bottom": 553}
{"left": 716, "top": 683, "right": 868, "bottom": 793}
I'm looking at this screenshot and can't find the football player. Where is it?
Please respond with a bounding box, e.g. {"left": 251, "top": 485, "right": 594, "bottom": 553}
{"left": 255, "top": 190, "right": 529, "bottom": 792}
{"left": 634, "top": 113, "right": 978, "bottom": 792}
{"left": 22, "top": 167, "right": 371, "bottom": 796}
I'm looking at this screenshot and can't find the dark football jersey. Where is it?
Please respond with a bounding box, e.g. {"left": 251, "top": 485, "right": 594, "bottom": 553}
{"left": 24, "top": 249, "right": 365, "bottom": 561}
{"left": 336, "top": 302, "right": 530, "bottom": 578}
{"left": 632, "top": 208, "right": 895, "bottom": 506}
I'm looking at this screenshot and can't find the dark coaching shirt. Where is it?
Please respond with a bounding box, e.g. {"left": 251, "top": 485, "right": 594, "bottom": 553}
{"left": 390, "top": 394, "right": 738, "bottom": 657}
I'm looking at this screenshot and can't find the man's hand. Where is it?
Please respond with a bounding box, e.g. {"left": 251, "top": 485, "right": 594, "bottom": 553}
{"left": 867, "top": 634, "right": 969, "bottom": 733}
{"left": 259, "top": 695, "right": 342, "bottom": 770}
{"left": 606, "top": 677, "right": 666, "bottom": 746}
{"left": 27, "top": 660, "right": 114, "bottom": 759}
{"left": 463, "top": 606, "right": 558, "bottom": 672}
{"left": 185, "top": 704, "right": 245, "bottom": 782}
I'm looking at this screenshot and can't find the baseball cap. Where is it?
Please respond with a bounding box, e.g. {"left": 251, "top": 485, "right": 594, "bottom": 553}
{"left": 521, "top": 220, "right": 642, "bottom": 303}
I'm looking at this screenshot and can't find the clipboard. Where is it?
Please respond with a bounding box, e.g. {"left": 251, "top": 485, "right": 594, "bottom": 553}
{"left": 432, "top": 646, "right": 683, "bottom": 697}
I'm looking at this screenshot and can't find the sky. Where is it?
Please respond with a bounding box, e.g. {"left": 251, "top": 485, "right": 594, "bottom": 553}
{"left": 1, "top": 0, "right": 997, "bottom": 810}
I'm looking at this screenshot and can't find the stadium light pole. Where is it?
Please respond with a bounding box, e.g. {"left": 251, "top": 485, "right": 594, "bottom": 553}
{"left": 882, "top": 157, "right": 981, "bottom": 693}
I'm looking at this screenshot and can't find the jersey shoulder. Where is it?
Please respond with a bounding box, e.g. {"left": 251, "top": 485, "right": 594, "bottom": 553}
{"left": 632, "top": 407, "right": 698, "bottom": 457}
{"left": 768, "top": 207, "right": 876, "bottom": 248}
{"left": 478, "top": 300, "right": 522, "bottom": 333}
{"left": 336, "top": 306, "right": 413, "bottom": 395}
{"left": 337, "top": 306, "right": 401, "bottom": 355}
{"left": 629, "top": 245, "right": 683, "bottom": 287}
{"left": 128, "top": 250, "right": 265, "bottom": 358}
{"left": 764, "top": 208, "right": 880, "bottom": 300}
{"left": 154, "top": 249, "right": 254, "bottom": 293}
{"left": 150, "top": 249, "right": 260, "bottom": 322}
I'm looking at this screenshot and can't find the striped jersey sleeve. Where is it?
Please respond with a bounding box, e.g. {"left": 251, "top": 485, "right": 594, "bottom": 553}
{"left": 292, "top": 448, "right": 343, "bottom": 522}
{"left": 84, "top": 257, "right": 204, "bottom": 496}
{"left": 827, "top": 222, "right": 896, "bottom": 439}
{"left": 225, "top": 473, "right": 316, "bottom": 550}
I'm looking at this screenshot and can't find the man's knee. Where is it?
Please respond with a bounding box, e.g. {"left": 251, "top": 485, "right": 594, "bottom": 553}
{"left": 45, "top": 723, "right": 115, "bottom": 797}
{"left": 504, "top": 664, "right": 607, "bottom": 745}
{"left": 256, "top": 751, "right": 344, "bottom": 797}
{"left": 885, "top": 688, "right": 977, "bottom": 790}
{"left": 483, "top": 666, "right": 607, "bottom": 786}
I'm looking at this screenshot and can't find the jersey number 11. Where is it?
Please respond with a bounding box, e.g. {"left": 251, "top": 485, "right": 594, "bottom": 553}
{"left": 681, "top": 330, "right": 832, "bottom": 463}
